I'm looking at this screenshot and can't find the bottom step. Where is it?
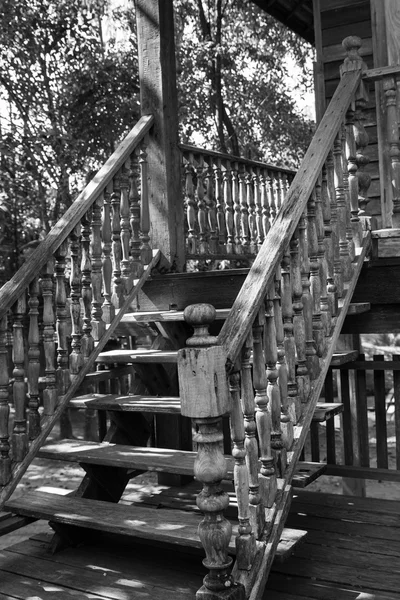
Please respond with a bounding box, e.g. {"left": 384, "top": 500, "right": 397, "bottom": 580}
{"left": 5, "top": 490, "right": 306, "bottom": 562}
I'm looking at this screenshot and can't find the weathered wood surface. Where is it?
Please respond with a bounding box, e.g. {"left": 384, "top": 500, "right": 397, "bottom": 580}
{"left": 312, "top": 402, "right": 343, "bottom": 422}
{"left": 96, "top": 349, "right": 179, "bottom": 364}
{"left": 217, "top": 70, "right": 362, "bottom": 367}
{"left": 0, "top": 116, "right": 154, "bottom": 321}
{"left": 0, "top": 250, "right": 161, "bottom": 509}
{"left": 83, "top": 395, "right": 181, "bottom": 413}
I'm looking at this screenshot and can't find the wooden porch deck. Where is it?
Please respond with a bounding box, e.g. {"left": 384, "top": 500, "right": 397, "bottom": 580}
{"left": 0, "top": 490, "right": 399, "bottom": 600}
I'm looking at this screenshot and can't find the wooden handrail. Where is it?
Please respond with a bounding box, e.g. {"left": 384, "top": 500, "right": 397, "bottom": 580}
{"left": 363, "top": 65, "right": 400, "bottom": 82}
{"left": 0, "top": 114, "right": 154, "bottom": 320}
{"left": 217, "top": 70, "right": 363, "bottom": 368}
{"left": 179, "top": 143, "right": 296, "bottom": 175}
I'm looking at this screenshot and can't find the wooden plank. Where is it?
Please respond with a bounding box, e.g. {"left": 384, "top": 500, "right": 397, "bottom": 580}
{"left": 310, "top": 423, "right": 320, "bottom": 462}
{"left": 325, "top": 464, "right": 400, "bottom": 482}
{"left": 320, "top": 0, "right": 368, "bottom": 11}
{"left": 84, "top": 395, "right": 182, "bottom": 413}
{"left": 4, "top": 491, "right": 240, "bottom": 552}
{"left": 321, "top": 3, "right": 371, "bottom": 29}
{"left": 290, "top": 462, "right": 326, "bottom": 488}
{"left": 342, "top": 305, "right": 400, "bottom": 334}
{"left": 96, "top": 349, "right": 178, "bottom": 364}
{"left": 84, "top": 365, "right": 134, "bottom": 384}
{"left": 352, "top": 262, "right": 400, "bottom": 303}
{"left": 0, "top": 570, "right": 109, "bottom": 600}
{"left": 0, "top": 250, "right": 161, "bottom": 509}
{"left": 330, "top": 350, "right": 358, "bottom": 366}
{"left": 373, "top": 355, "right": 389, "bottom": 469}
{"left": 346, "top": 302, "right": 370, "bottom": 314}
{"left": 324, "top": 369, "right": 336, "bottom": 464}
{"left": 394, "top": 355, "right": 400, "bottom": 470}
{"left": 313, "top": 402, "right": 343, "bottom": 422}
{"left": 0, "top": 547, "right": 196, "bottom": 600}
{"left": 355, "top": 353, "right": 370, "bottom": 467}
{"left": 121, "top": 308, "right": 230, "bottom": 323}
{"left": 273, "top": 554, "right": 400, "bottom": 594}
{"left": 217, "top": 70, "right": 363, "bottom": 367}
{"left": 292, "top": 490, "right": 400, "bottom": 515}
{"left": 322, "top": 20, "right": 372, "bottom": 47}
{"left": 300, "top": 528, "right": 400, "bottom": 558}
{"left": 340, "top": 369, "right": 353, "bottom": 465}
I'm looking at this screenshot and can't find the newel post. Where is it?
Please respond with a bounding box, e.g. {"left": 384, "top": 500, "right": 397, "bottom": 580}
{"left": 178, "top": 304, "right": 245, "bottom": 600}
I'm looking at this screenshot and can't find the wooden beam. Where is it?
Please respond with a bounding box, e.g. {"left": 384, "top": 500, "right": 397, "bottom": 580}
{"left": 136, "top": 0, "right": 185, "bottom": 271}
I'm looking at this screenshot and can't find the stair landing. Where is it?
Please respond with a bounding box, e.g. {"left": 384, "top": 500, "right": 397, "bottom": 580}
{"left": 0, "top": 492, "right": 398, "bottom": 600}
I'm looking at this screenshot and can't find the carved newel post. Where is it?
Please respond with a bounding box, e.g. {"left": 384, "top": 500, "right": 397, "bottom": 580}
{"left": 178, "top": 304, "right": 245, "bottom": 600}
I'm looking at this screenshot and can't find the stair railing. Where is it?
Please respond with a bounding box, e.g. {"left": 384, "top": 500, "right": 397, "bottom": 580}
{"left": 0, "top": 114, "right": 159, "bottom": 506}
{"left": 178, "top": 36, "right": 373, "bottom": 600}
{"left": 180, "top": 145, "right": 295, "bottom": 264}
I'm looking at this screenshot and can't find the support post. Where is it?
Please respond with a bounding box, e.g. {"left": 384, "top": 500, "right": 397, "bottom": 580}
{"left": 136, "top": 0, "right": 185, "bottom": 271}
{"left": 178, "top": 304, "right": 245, "bottom": 600}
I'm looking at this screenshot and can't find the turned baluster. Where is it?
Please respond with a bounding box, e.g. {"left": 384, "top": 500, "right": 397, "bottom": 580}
{"left": 129, "top": 151, "right": 143, "bottom": 278}
{"left": 27, "top": 278, "right": 41, "bottom": 439}
{"left": 261, "top": 169, "right": 271, "bottom": 241}
{"left": 322, "top": 158, "right": 338, "bottom": 320}
{"left": 275, "top": 173, "right": 283, "bottom": 212}
{"left": 232, "top": 162, "right": 241, "bottom": 254}
{"left": 205, "top": 160, "right": 218, "bottom": 254}
{"left": 12, "top": 295, "right": 28, "bottom": 461}
{"left": 139, "top": 136, "right": 152, "bottom": 265}
{"left": 102, "top": 185, "right": 115, "bottom": 322}
{"left": 178, "top": 304, "right": 244, "bottom": 600}
{"left": 273, "top": 270, "right": 292, "bottom": 454}
{"left": 223, "top": 161, "right": 234, "bottom": 254}
{"left": 196, "top": 155, "right": 208, "bottom": 255}
{"left": 290, "top": 229, "right": 310, "bottom": 405}
{"left": 55, "top": 242, "right": 70, "bottom": 400}
{"left": 341, "top": 124, "right": 356, "bottom": 264}
{"left": 229, "top": 367, "right": 255, "bottom": 570}
{"left": 281, "top": 249, "right": 299, "bottom": 425}
{"left": 315, "top": 177, "right": 330, "bottom": 339}
{"left": 69, "top": 225, "right": 84, "bottom": 382}
{"left": 247, "top": 169, "right": 257, "bottom": 254}
{"left": 81, "top": 210, "right": 94, "bottom": 358}
{"left": 252, "top": 306, "right": 277, "bottom": 507}
{"left": 299, "top": 213, "right": 319, "bottom": 379}
{"left": 354, "top": 96, "right": 371, "bottom": 220}
{"left": 91, "top": 194, "right": 105, "bottom": 341}
{"left": 0, "top": 316, "right": 11, "bottom": 484}
{"left": 267, "top": 171, "right": 277, "bottom": 223}
{"left": 240, "top": 334, "right": 263, "bottom": 536}
{"left": 41, "top": 261, "right": 57, "bottom": 416}
{"left": 327, "top": 151, "right": 342, "bottom": 300}
{"left": 307, "top": 192, "right": 324, "bottom": 359}
{"left": 215, "top": 159, "right": 226, "bottom": 251}
{"left": 282, "top": 173, "right": 290, "bottom": 201}
{"left": 345, "top": 106, "right": 362, "bottom": 248}
{"left": 120, "top": 164, "right": 131, "bottom": 285}
{"left": 239, "top": 164, "right": 250, "bottom": 252}
{"left": 333, "top": 131, "right": 351, "bottom": 285}
{"left": 384, "top": 75, "right": 400, "bottom": 226}
{"left": 111, "top": 177, "right": 124, "bottom": 308}
{"left": 253, "top": 168, "right": 264, "bottom": 250}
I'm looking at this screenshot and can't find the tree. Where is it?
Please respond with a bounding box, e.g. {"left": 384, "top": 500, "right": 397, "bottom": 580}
{"left": 175, "top": 0, "right": 314, "bottom": 167}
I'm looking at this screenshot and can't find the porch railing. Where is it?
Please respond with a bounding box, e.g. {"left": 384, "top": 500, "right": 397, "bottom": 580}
{"left": 180, "top": 145, "right": 295, "bottom": 265}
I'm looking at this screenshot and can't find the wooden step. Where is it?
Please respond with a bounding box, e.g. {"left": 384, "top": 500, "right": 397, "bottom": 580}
{"left": 37, "top": 439, "right": 325, "bottom": 488}
{"left": 5, "top": 491, "right": 306, "bottom": 560}
{"left": 312, "top": 402, "right": 343, "bottom": 422}
{"left": 345, "top": 302, "right": 370, "bottom": 315}
{"left": 120, "top": 308, "right": 231, "bottom": 323}
{"left": 97, "top": 348, "right": 359, "bottom": 367}
{"left": 70, "top": 393, "right": 181, "bottom": 413}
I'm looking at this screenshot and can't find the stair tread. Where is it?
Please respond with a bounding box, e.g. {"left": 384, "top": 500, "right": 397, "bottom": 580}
{"left": 120, "top": 308, "right": 231, "bottom": 323}
{"left": 5, "top": 490, "right": 306, "bottom": 560}
{"left": 346, "top": 302, "right": 370, "bottom": 315}
{"left": 37, "top": 439, "right": 325, "bottom": 487}
{"left": 312, "top": 402, "right": 343, "bottom": 422}
{"left": 96, "top": 349, "right": 178, "bottom": 364}
{"left": 75, "top": 395, "right": 181, "bottom": 413}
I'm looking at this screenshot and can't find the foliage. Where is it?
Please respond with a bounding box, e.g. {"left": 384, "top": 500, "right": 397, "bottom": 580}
{"left": 175, "top": 0, "right": 314, "bottom": 167}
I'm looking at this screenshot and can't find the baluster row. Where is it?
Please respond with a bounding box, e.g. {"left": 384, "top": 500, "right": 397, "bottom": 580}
{"left": 0, "top": 137, "right": 152, "bottom": 481}
{"left": 183, "top": 152, "right": 293, "bottom": 258}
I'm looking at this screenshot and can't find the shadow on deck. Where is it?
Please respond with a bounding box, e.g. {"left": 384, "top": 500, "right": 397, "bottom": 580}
{"left": 0, "top": 491, "right": 399, "bottom": 599}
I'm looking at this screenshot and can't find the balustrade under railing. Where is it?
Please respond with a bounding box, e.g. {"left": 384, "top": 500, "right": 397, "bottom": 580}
{"left": 180, "top": 145, "right": 295, "bottom": 267}
{"left": 177, "top": 37, "right": 373, "bottom": 599}
{"left": 0, "top": 115, "right": 157, "bottom": 498}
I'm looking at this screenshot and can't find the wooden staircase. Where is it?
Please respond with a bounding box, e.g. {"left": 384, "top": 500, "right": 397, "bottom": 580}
{"left": 0, "top": 38, "right": 378, "bottom": 600}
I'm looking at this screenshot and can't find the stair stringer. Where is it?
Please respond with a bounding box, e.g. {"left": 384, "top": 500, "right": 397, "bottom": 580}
{"left": 233, "top": 232, "right": 371, "bottom": 600}
{"left": 0, "top": 249, "right": 161, "bottom": 509}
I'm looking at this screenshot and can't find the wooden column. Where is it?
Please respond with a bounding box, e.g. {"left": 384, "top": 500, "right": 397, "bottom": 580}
{"left": 136, "top": 0, "right": 185, "bottom": 271}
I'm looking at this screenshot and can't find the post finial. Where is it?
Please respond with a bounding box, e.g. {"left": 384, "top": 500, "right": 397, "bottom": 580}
{"left": 184, "top": 303, "right": 218, "bottom": 347}
{"left": 340, "top": 36, "right": 367, "bottom": 76}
